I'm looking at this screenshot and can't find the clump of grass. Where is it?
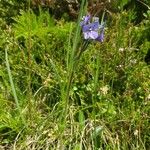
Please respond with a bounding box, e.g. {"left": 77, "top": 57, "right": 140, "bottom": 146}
{"left": 0, "top": 0, "right": 150, "bottom": 149}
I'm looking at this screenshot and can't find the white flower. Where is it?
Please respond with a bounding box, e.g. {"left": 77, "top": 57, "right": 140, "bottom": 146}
{"left": 134, "top": 130, "right": 138, "bottom": 136}
{"left": 119, "top": 48, "right": 125, "bottom": 52}
{"left": 100, "top": 85, "right": 109, "bottom": 95}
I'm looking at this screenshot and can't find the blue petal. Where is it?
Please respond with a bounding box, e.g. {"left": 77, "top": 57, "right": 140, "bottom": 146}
{"left": 82, "top": 22, "right": 99, "bottom": 32}
{"left": 80, "top": 15, "right": 91, "bottom": 26}
{"left": 96, "top": 31, "right": 104, "bottom": 42}
{"left": 83, "top": 31, "right": 98, "bottom": 40}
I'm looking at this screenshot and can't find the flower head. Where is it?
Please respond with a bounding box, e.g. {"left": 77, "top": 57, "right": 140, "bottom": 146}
{"left": 80, "top": 15, "right": 105, "bottom": 42}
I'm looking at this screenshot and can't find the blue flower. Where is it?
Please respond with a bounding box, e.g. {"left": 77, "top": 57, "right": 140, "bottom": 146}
{"left": 80, "top": 15, "right": 105, "bottom": 42}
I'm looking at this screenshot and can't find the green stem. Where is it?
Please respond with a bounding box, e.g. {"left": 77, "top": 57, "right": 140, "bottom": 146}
{"left": 5, "top": 47, "right": 25, "bottom": 125}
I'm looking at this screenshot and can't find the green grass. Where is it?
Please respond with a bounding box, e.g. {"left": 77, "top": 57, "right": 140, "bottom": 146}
{"left": 0, "top": 0, "right": 150, "bottom": 149}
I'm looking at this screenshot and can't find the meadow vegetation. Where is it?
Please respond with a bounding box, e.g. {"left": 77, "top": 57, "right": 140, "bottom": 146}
{"left": 0, "top": 0, "right": 150, "bottom": 149}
